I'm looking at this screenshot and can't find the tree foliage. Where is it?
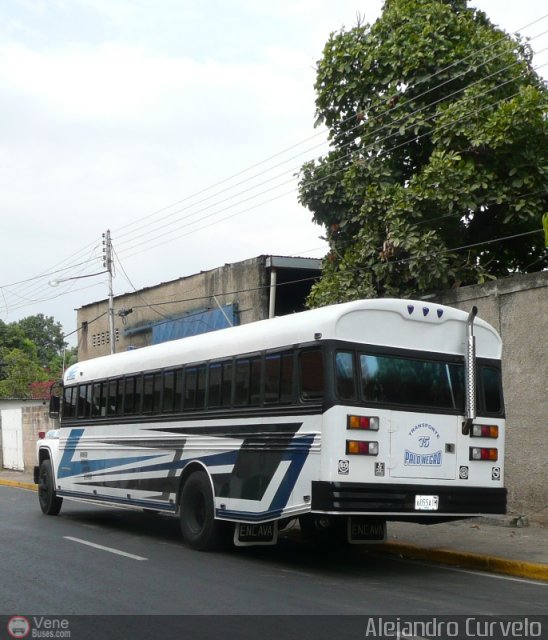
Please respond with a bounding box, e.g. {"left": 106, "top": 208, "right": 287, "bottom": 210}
{"left": 299, "top": 0, "right": 548, "bottom": 306}
{"left": 0, "top": 315, "right": 72, "bottom": 398}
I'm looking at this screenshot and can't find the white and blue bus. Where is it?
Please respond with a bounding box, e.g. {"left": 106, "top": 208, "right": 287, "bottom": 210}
{"left": 35, "top": 299, "right": 506, "bottom": 550}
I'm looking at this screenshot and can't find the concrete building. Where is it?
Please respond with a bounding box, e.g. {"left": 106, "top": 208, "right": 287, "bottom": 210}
{"left": 76, "top": 255, "right": 322, "bottom": 360}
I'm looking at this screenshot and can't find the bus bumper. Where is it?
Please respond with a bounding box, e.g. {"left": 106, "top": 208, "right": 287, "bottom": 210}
{"left": 310, "top": 482, "right": 507, "bottom": 517}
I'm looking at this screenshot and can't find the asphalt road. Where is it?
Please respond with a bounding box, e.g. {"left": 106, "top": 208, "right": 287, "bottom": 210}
{"left": 1, "top": 486, "right": 546, "bottom": 639}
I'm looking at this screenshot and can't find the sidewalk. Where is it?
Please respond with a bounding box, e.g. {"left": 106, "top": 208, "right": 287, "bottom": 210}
{"left": 1, "top": 468, "right": 546, "bottom": 582}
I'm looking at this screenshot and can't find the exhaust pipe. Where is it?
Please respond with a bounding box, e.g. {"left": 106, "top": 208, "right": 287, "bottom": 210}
{"left": 462, "top": 306, "right": 478, "bottom": 435}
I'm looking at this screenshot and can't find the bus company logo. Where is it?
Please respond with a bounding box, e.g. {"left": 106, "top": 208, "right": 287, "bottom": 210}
{"left": 405, "top": 423, "right": 443, "bottom": 466}
{"left": 7, "top": 616, "right": 30, "bottom": 639}
{"left": 404, "top": 449, "right": 442, "bottom": 466}
{"left": 65, "top": 364, "right": 79, "bottom": 381}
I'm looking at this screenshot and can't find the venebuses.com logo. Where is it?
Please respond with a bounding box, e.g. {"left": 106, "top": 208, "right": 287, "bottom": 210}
{"left": 6, "top": 616, "right": 71, "bottom": 639}
{"left": 7, "top": 617, "right": 30, "bottom": 639}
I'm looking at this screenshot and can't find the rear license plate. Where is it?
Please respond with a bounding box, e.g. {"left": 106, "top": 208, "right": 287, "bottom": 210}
{"left": 234, "top": 521, "right": 278, "bottom": 547}
{"left": 348, "top": 518, "right": 386, "bottom": 544}
{"left": 415, "top": 495, "right": 439, "bottom": 511}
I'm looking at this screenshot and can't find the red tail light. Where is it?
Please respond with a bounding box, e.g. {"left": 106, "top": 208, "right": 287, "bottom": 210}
{"left": 38, "top": 431, "right": 46, "bottom": 439}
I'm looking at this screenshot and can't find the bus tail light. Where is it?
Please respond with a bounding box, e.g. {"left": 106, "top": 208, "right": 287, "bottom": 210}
{"left": 347, "top": 415, "right": 379, "bottom": 431}
{"left": 346, "top": 440, "right": 379, "bottom": 456}
{"left": 469, "top": 447, "right": 498, "bottom": 461}
{"left": 470, "top": 424, "right": 499, "bottom": 438}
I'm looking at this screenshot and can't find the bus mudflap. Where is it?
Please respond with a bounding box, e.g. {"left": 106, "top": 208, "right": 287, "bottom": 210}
{"left": 347, "top": 517, "right": 386, "bottom": 544}
{"left": 234, "top": 521, "right": 278, "bottom": 547}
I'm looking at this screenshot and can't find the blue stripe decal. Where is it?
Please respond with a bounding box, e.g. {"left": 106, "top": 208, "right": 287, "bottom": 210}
{"left": 88, "top": 449, "right": 240, "bottom": 479}
{"left": 57, "top": 429, "right": 162, "bottom": 480}
{"left": 268, "top": 434, "right": 314, "bottom": 512}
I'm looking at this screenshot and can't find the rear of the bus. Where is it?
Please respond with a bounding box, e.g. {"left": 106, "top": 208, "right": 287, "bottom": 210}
{"left": 307, "top": 300, "right": 506, "bottom": 543}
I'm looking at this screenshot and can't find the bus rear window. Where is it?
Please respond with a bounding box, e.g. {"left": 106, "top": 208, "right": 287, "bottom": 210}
{"left": 359, "top": 353, "right": 465, "bottom": 410}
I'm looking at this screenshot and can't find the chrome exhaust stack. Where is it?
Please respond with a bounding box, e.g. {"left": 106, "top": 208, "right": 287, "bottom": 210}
{"left": 462, "top": 306, "right": 478, "bottom": 435}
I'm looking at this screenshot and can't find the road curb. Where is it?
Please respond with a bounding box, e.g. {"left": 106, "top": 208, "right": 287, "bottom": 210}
{"left": 375, "top": 541, "right": 548, "bottom": 582}
{"left": 0, "top": 478, "right": 37, "bottom": 491}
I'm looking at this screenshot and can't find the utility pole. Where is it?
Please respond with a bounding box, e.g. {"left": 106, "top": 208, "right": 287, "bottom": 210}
{"left": 102, "top": 229, "right": 116, "bottom": 354}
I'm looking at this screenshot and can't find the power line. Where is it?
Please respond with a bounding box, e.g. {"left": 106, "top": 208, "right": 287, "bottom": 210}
{"left": 112, "top": 25, "right": 548, "bottom": 253}
{"left": 117, "top": 65, "right": 547, "bottom": 262}
{"left": 113, "top": 45, "right": 548, "bottom": 260}
{"left": 110, "top": 13, "right": 548, "bottom": 245}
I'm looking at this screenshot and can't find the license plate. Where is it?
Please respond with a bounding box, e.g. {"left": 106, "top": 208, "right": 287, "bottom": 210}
{"left": 415, "top": 495, "right": 439, "bottom": 511}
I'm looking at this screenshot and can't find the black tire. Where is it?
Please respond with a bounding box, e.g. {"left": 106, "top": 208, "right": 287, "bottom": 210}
{"left": 179, "top": 471, "right": 230, "bottom": 551}
{"left": 38, "top": 459, "right": 63, "bottom": 516}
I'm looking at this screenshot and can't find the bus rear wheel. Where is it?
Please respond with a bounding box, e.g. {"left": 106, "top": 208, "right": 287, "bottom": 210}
{"left": 38, "top": 459, "right": 63, "bottom": 516}
{"left": 179, "top": 471, "right": 230, "bottom": 551}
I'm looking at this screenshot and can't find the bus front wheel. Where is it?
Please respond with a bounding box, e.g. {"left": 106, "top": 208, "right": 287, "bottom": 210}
{"left": 38, "top": 459, "right": 63, "bottom": 516}
{"left": 179, "top": 471, "right": 230, "bottom": 551}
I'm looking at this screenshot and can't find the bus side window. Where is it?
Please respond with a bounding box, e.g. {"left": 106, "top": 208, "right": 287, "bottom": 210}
{"left": 265, "top": 351, "right": 293, "bottom": 404}
{"left": 153, "top": 372, "right": 162, "bottom": 412}
{"left": 115, "top": 379, "right": 124, "bottom": 415}
{"left": 335, "top": 351, "right": 356, "bottom": 401}
{"left": 77, "top": 384, "right": 92, "bottom": 417}
{"left": 221, "top": 361, "right": 233, "bottom": 407}
{"left": 249, "top": 357, "right": 261, "bottom": 406}
{"left": 196, "top": 365, "right": 206, "bottom": 409}
{"left": 143, "top": 374, "right": 153, "bottom": 413}
{"left": 208, "top": 362, "right": 222, "bottom": 408}
{"left": 234, "top": 358, "right": 250, "bottom": 406}
{"left": 300, "top": 350, "right": 324, "bottom": 401}
{"left": 91, "top": 382, "right": 106, "bottom": 417}
{"left": 134, "top": 375, "right": 143, "bottom": 414}
{"left": 264, "top": 353, "right": 281, "bottom": 404}
{"left": 91, "top": 382, "right": 100, "bottom": 417}
{"left": 280, "top": 351, "right": 294, "bottom": 404}
{"left": 107, "top": 380, "right": 118, "bottom": 415}
{"left": 184, "top": 367, "right": 197, "bottom": 410}
{"left": 174, "top": 369, "right": 183, "bottom": 412}
{"left": 163, "top": 370, "right": 175, "bottom": 412}
{"left": 63, "top": 387, "right": 76, "bottom": 418}
{"left": 124, "top": 377, "right": 136, "bottom": 415}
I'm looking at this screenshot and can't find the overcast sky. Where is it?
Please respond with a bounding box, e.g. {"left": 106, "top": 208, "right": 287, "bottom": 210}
{"left": 1, "top": 0, "right": 546, "bottom": 345}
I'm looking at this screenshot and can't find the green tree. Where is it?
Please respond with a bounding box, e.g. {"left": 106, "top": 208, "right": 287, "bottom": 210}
{"left": 0, "top": 348, "right": 48, "bottom": 398}
{"left": 16, "top": 314, "right": 66, "bottom": 367}
{"left": 299, "top": 0, "right": 547, "bottom": 305}
{"left": 0, "top": 315, "right": 72, "bottom": 398}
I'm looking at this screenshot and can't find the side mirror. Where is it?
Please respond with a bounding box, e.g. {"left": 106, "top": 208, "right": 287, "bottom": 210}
{"left": 49, "top": 395, "right": 60, "bottom": 419}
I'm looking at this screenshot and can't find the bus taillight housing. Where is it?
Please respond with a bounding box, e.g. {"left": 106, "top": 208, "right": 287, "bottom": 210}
{"left": 470, "top": 424, "right": 499, "bottom": 438}
{"left": 346, "top": 440, "right": 379, "bottom": 456}
{"left": 469, "top": 447, "right": 498, "bottom": 461}
{"left": 347, "top": 415, "right": 379, "bottom": 431}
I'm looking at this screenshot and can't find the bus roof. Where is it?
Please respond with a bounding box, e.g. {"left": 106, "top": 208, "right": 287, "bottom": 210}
{"left": 65, "top": 298, "right": 502, "bottom": 383}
